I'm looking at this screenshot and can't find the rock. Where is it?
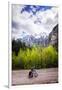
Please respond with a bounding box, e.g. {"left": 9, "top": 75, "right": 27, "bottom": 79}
{"left": 28, "top": 69, "right": 38, "bottom": 78}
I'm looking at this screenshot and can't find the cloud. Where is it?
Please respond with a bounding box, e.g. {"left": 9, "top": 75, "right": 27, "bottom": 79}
{"left": 12, "top": 5, "right": 58, "bottom": 39}
{"left": 12, "top": 21, "right": 20, "bottom": 29}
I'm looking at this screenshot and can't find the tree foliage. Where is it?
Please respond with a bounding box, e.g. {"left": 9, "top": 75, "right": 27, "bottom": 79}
{"left": 12, "top": 44, "right": 58, "bottom": 69}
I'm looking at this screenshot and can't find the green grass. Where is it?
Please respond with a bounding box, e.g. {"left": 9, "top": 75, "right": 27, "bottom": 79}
{"left": 12, "top": 45, "right": 58, "bottom": 69}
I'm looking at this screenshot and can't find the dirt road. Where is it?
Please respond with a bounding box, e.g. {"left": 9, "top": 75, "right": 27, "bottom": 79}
{"left": 12, "top": 68, "right": 58, "bottom": 85}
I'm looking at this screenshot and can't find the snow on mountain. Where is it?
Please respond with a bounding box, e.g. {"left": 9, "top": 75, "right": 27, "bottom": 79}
{"left": 15, "top": 31, "right": 49, "bottom": 46}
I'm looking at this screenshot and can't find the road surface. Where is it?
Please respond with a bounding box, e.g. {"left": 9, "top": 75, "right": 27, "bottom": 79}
{"left": 12, "top": 68, "right": 58, "bottom": 85}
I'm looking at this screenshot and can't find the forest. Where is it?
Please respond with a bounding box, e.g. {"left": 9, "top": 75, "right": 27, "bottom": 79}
{"left": 12, "top": 39, "right": 58, "bottom": 70}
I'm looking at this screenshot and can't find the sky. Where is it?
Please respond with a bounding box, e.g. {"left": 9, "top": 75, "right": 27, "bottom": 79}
{"left": 12, "top": 5, "right": 58, "bottom": 39}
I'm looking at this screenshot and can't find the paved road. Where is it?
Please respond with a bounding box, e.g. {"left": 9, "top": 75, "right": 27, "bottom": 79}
{"left": 12, "top": 68, "right": 58, "bottom": 85}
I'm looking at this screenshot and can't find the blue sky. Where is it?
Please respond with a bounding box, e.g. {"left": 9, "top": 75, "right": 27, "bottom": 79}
{"left": 12, "top": 5, "right": 58, "bottom": 39}
{"left": 21, "top": 5, "right": 52, "bottom": 14}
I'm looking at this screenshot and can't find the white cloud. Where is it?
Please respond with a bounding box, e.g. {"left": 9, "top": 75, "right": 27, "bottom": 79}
{"left": 12, "top": 5, "right": 58, "bottom": 39}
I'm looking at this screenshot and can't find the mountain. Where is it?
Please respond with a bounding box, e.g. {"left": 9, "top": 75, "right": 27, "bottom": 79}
{"left": 16, "top": 32, "right": 49, "bottom": 47}
{"left": 49, "top": 24, "right": 58, "bottom": 50}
